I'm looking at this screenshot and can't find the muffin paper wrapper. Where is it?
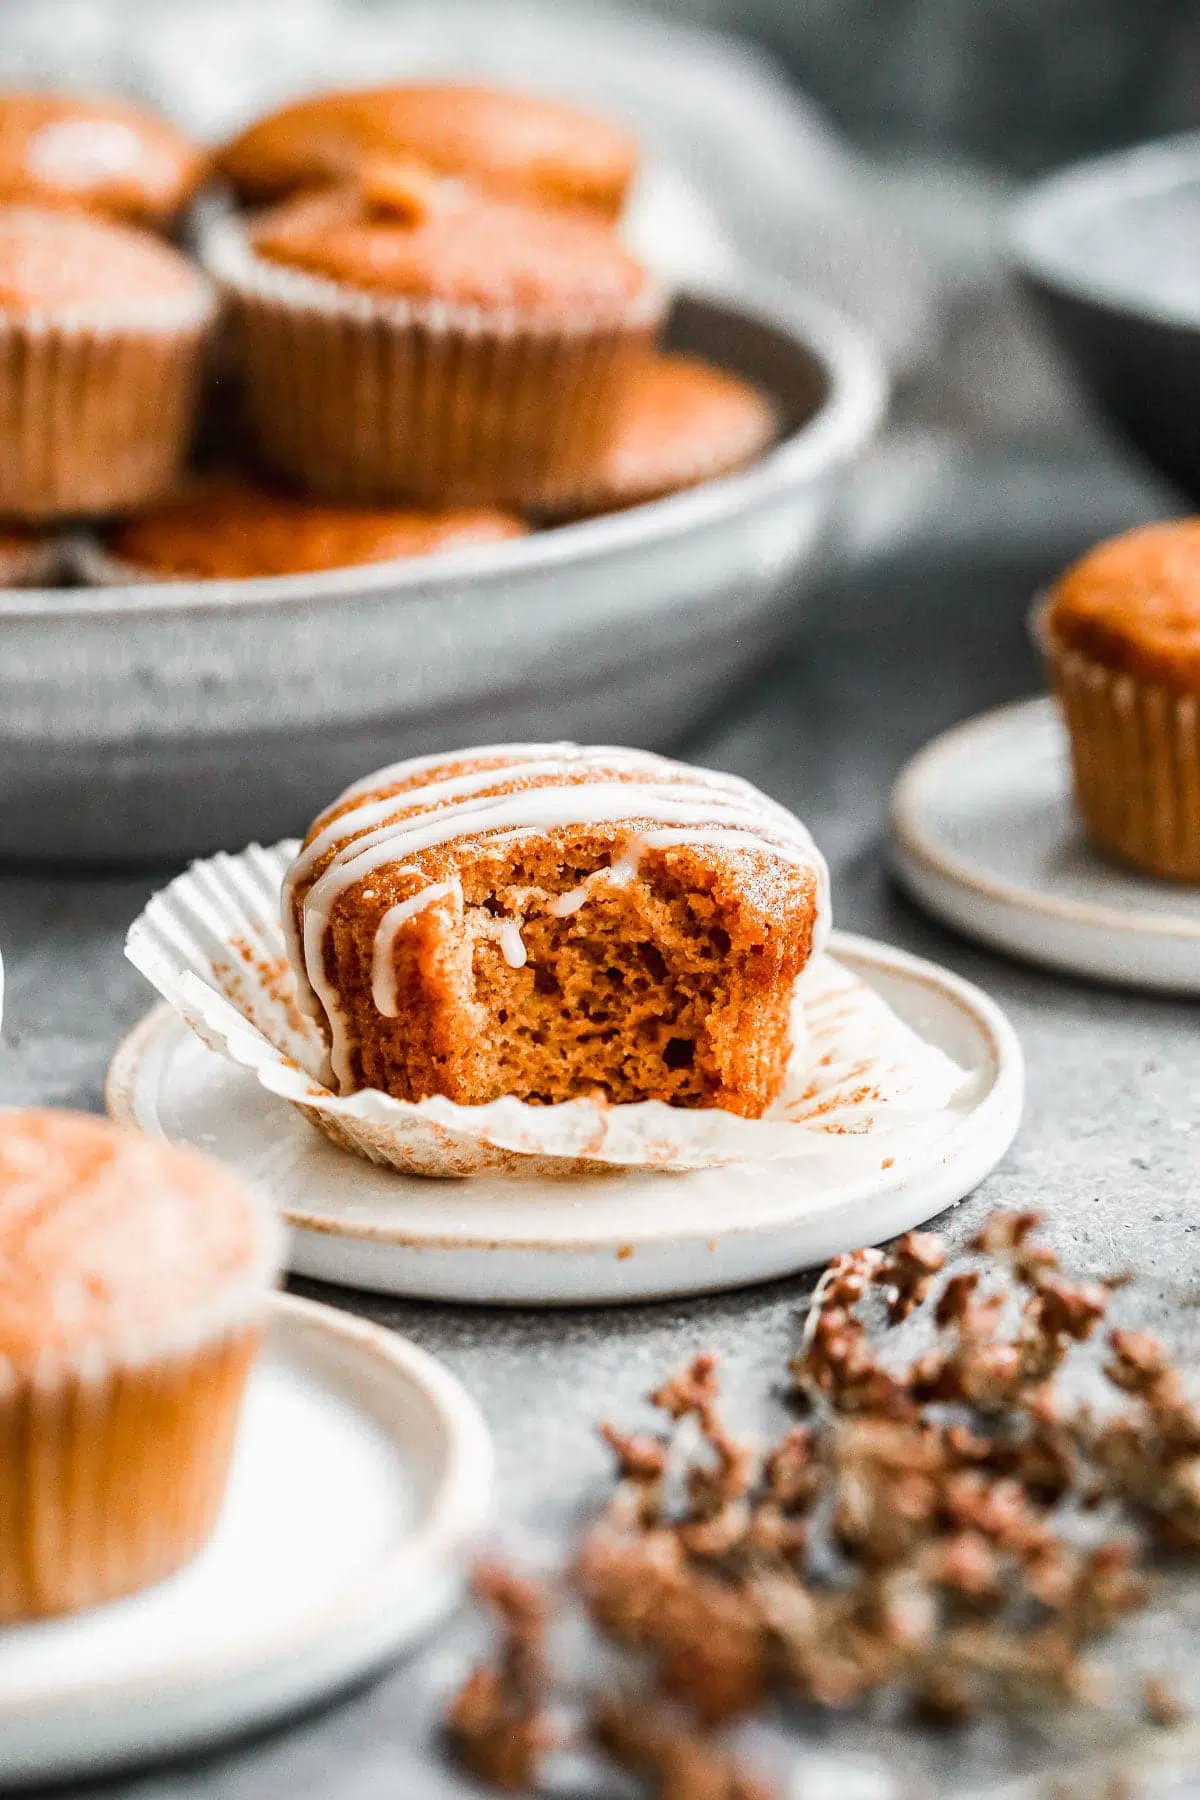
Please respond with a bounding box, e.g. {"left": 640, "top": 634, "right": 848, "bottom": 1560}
{"left": 1038, "top": 609, "right": 1200, "bottom": 883}
{"left": 126, "top": 841, "right": 969, "bottom": 1178}
{"left": 0, "top": 294, "right": 215, "bottom": 522}
{"left": 0, "top": 1328, "right": 258, "bottom": 1623}
{"left": 201, "top": 215, "right": 666, "bottom": 509}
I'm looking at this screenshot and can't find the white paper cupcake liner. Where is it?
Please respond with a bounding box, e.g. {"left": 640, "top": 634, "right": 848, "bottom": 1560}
{"left": 126, "top": 841, "right": 969, "bottom": 1178}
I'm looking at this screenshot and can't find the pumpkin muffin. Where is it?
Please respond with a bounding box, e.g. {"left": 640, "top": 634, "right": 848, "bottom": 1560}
{"left": 82, "top": 479, "right": 526, "bottom": 581}
{"left": 0, "top": 525, "right": 60, "bottom": 586}
{"left": 550, "top": 352, "right": 778, "bottom": 518}
{"left": 0, "top": 206, "right": 215, "bottom": 520}
{"left": 0, "top": 90, "right": 205, "bottom": 231}
{"left": 282, "top": 743, "right": 828, "bottom": 1117}
{"left": 0, "top": 1109, "right": 281, "bottom": 1621}
{"left": 207, "top": 163, "right": 663, "bottom": 507}
{"left": 1039, "top": 519, "right": 1200, "bottom": 880}
{"left": 219, "top": 82, "right": 638, "bottom": 223}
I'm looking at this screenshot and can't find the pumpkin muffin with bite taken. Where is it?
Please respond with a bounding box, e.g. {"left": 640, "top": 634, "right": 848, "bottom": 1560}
{"left": 282, "top": 743, "right": 828, "bottom": 1118}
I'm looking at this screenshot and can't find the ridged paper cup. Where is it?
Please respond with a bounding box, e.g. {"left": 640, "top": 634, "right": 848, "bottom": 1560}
{"left": 1036, "top": 601, "right": 1200, "bottom": 881}
{"left": 0, "top": 1328, "right": 263, "bottom": 1622}
{"left": 0, "top": 1179, "right": 281, "bottom": 1623}
{"left": 202, "top": 216, "right": 666, "bottom": 509}
{"left": 125, "top": 841, "right": 969, "bottom": 1180}
{"left": 0, "top": 288, "right": 216, "bottom": 522}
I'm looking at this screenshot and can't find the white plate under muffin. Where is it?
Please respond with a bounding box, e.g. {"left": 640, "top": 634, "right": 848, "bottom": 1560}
{"left": 108, "top": 930, "right": 1022, "bottom": 1305}
{"left": 0, "top": 1293, "right": 492, "bottom": 1786}
{"left": 891, "top": 697, "right": 1200, "bottom": 993}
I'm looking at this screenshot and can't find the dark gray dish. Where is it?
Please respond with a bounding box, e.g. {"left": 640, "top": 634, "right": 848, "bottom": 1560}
{"left": 1011, "top": 134, "right": 1200, "bottom": 500}
{"left": 0, "top": 281, "right": 885, "bottom": 864}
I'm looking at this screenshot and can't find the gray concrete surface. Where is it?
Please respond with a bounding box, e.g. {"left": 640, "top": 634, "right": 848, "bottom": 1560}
{"left": 2, "top": 444, "right": 1198, "bottom": 1797}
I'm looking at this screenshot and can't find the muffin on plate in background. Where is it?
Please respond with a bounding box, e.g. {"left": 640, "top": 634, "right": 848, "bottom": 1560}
{"left": 76, "top": 479, "right": 527, "bottom": 583}
{"left": 0, "top": 526, "right": 60, "bottom": 586}
{"left": 0, "top": 1110, "right": 281, "bottom": 1621}
{"left": 545, "top": 352, "right": 778, "bottom": 518}
{"left": 207, "top": 161, "right": 663, "bottom": 508}
{"left": 1038, "top": 518, "right": 1200, "bottom": 881}
{"left": 0, "top": 207, "right": 215, "bottom": 520}
{"left": 218, "top": 82, "right": 638, "bottom": 224}
{"left": 0, "top": 91, "right": 205, "bottom": 231}
{"left": 282, "top": 743, "right": 827, "bottom": 1116}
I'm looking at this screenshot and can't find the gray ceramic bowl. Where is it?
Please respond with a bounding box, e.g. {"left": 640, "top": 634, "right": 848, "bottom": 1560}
{"left": 0, "top": 280, "right": 885, "bottom": 863}
{"left": 1011, "top": 134, "right": 1200, "bottom": 500}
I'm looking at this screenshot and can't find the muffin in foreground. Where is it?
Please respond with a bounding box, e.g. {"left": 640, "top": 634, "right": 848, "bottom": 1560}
{"left": 0, "top": 207, "right": 215, "bottom": 520}
{"left": 0, "top": 90, "right": 205, "bottom": 230}
{"left": 0, "top": 1109, "right": 281, "bottom": 1621}
{"left": 1039, "top": 519, "right": 1200, "bottom": 881}
{"left": 207, "top": 164, "right": 663, "bottom": 507}
{"left": 282, "top": 744, "right": 827, "bottom": 1118}
{"left": 85, "top": 480, "right": 527, "bottom": 581}
{"left": 551, "top": 353, "right": 778, "bottom": 517}
{"left": 218, "top": 82, "right": 638, "bottom": 223}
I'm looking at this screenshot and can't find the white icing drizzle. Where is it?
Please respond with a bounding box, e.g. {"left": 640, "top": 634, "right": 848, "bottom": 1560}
{"left": 284, "top": 744, "right": 830, "bottom": 1093}
{"left": 498, "top": 920, "right": 527, "bottom": 968}
{"left": 370, "top": 879, "right": 460, "bottom": 1019}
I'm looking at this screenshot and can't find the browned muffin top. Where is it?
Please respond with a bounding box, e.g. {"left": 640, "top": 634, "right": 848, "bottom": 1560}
{"left": 0, "top": 205, "right": 208, "bottom": 313}
{"left": 0, "top": 1110, "right": 278, "bottom": 1378}
{"left": 573, "top": 353, "right": 777, "bottom": 511}
{"left": 107, "top": 481, "right": 527, "bottom": 578}
{"left": 248, "top": 166, "right": 649, "bottom": 317}
{"left": 1045, "top": 519, "right": 1200, "bottom": 695}
{"left": 0, "top": 91, "right": 205, "bottom": 229}
{"left": 219, "top": 82, "right": 637, "bottom": 222}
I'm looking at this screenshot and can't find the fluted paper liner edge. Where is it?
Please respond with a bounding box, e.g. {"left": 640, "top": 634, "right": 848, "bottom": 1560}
{"left": 126, "top": 840, "right": 970, "bottom": 1178}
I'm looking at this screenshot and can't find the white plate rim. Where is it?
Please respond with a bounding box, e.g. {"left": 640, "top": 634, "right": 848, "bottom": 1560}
{"left": 0, "top": 1292, "right": 493, "bottom": 1728}
{"left": 107, "top": 930, "right": 1023, "bottom": 1260}
{"left": 891, "top": 696, "right": 1200, "bottom": 944}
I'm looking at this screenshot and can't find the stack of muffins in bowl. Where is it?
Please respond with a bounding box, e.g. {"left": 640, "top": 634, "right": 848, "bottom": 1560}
{"left": 0, "top": 81, "right": 785, "bottom": 587}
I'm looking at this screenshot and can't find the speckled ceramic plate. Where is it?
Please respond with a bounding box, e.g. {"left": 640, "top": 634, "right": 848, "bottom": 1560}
{"left": 891, "top": 697, "right": 1200, "bottom": 993}
{"left": 0, "top": 1294, "right": 492, "bottom": 1786}
{"left": 106, "top": 932, "right": 1022, "bottom": 1305}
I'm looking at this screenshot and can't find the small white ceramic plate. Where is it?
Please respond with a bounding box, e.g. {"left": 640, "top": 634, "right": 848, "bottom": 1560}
{"left": 891, "top": 697, "right": 1200, "bottom": 993}
{"left": 107, "top": 933, "right": 1022, "bottom": 1306}
{"left": 0, "top": 1294, "right": 492, "bottom": 1786}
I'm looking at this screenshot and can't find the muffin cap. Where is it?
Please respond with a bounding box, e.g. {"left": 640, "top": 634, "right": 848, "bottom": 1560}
{"left": 104, "top": 480, "right": 527, "bottom": 579}
{"left": 0, "top": 1110, "right": 281, "bottom": 1388}
{"left": 248, "top": 172, "right": 649, "bottom": 318}
{"left": 566, "top": 353, "right": 777, "bottom": 513}
{"left": 0, "top": 91, "right": 205, "bottom": 229}
{"left": 1046, "top": 519, "right": 1200, "bottom": 695}
{"left": 219, "top": 82, "right": 637, "bottom": 220}
{"left": 0, "top": 205, "right": 211, "bottom": 320}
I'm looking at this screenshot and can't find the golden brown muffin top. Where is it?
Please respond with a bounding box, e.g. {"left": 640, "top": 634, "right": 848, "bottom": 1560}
{"left": 0, "top": 205, "right": 208, "bottom": 313}
{"left": 0, "top": 91, "right": 205, "bottom": 229}
{"left": 0, "top": 1110, "right": 279, "bottom": 1381}
{"left": 580, "top": 353, "right": 776, "bottom": 508}
{"left": 1045, "top": 520, "right": 1200, "bottom": 695}
{"left": 249, "top": 166, "right": 649, "bottom": 317}
{"left": 107, "top": 481, "right": 527, "bottom": 579}
{"left": 219, "top": 81, "right": 637, "bottom": 221}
